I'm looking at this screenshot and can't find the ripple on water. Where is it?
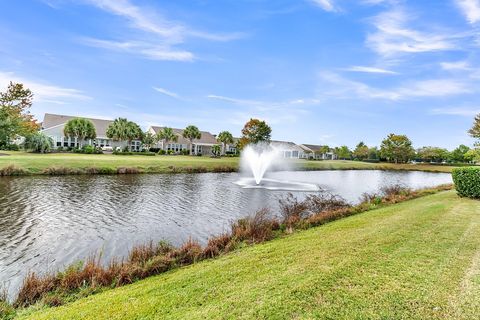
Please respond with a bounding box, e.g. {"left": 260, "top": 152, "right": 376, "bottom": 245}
{"left": 0, "top": 171, "right": 452, "bottom": 298}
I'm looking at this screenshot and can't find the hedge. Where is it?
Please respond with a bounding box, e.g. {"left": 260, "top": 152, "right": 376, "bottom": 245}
{"left": 452, "top": 167, "right": 480, "bottom": 198}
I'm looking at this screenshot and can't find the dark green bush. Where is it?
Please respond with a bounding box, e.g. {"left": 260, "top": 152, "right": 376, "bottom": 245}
{"left": 452, "top": 167, "right": 480, "bottom": 198}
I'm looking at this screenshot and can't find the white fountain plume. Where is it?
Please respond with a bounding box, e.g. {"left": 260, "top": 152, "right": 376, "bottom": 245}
{"left": 242, "top": 144, "right": 279, "bottom": 184}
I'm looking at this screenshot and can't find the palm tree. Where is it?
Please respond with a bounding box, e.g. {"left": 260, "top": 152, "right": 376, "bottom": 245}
{"left": 106, "top": 118, "right": 143, "bottom": 151}
{"left": 156, "top": 127, "right": 178, "bottom": 151}
{"left": 217, "top": 131, "right": 234, "bottom": 156}
{"left": 142, "top": 131, "right": 158, "bottom": 151}
{"left": 63, "top": 118, "right": 96, "bottom": 148}
{"left": 182, "top": 125, "right": 201, "bottom": 155}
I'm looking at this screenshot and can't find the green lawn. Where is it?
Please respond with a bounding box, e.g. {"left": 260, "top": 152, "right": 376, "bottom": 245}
{"left": 0, "top": 151, "right": 457, "bottom": 174}
{"left": 19, "top": 191, "right": 480, "bottom": 319}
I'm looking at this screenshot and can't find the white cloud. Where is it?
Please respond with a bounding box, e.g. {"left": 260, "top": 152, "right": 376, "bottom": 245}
{"left": 153, "top": 87, "right": 180, "bottom": 99}
{"left": 81, "top": 38, "right": 194, "bottom": 61}
{"left": 342, "top": 66, "right": 398, "bottom": 74}
{"left": 454, "top": 0, "right": 480, "bottom": 24}
{"left": 319, "top": 71, "right": 473, "bottom": 100}
{"left": 440, "top": 60, "right": 471, "bottom": 70}
{"left": 367, "top": 8, "right": 460, "bottom": 56}
{"left": 0, "top": 71, "right": 91, "bottom": 103}
{"left": 309, "top": 0, "right": 337, "bottom": 12}
{"left": 77, "top": 0, "right": 243, "bottom": 61}
{"left": 207, "top": 94, "right": 313, "bottom": 125}
{"left": 431, "top": 107, "right": 480, "bottom": 116}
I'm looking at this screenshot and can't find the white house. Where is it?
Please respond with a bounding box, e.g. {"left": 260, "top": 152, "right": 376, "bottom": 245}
{"left": 148, "top": 126, "right": 219, "bottom": 156}
{"left": 270, "top": 140, "right": 307, "bottom": 159}
{"left": 299, "top": 144, "right": 337, "bottom": 160}
{"left": 41, "top": 113, "right": 141, "bottom": 151}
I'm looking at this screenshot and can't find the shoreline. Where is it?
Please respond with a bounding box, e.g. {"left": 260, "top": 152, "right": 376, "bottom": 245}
{"left": 4, "top": 184, "right": 453, "bottom": 317}
{"left": 0, "top": 151, "right": 459, "bottom": 177}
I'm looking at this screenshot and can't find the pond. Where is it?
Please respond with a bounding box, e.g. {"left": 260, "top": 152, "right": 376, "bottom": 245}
{"left": 0, "top": 170, "right": 451, "bottom": 295}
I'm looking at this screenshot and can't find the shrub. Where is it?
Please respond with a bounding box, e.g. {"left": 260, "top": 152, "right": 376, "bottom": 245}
{"left": 231, "top": 208, "right": 278, "bottom": 243}
{"left": 23, "top": 133, "right": 53, "bottom": 153}
{"left": 158, "top": 150, "right": 166, "bottom": 155}
{"left": 0, "top": 165, "right": 28, "bottom": 176}
{"left": 180, "top": 149, "right": 190, "bottom": 155}
{"left": 452, "top": 167, "right": 480, "bottom": 198}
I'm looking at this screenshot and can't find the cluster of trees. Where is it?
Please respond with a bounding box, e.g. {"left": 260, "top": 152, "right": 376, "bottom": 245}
{"left": 0, "top": 82, "right": 39, "bottom": 150}
{"left": 318, "top": 134, "right": 479, "bottom": 164}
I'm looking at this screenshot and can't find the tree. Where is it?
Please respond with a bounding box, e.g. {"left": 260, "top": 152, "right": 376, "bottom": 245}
{"left": 416, "top": 146, "right": 449, "bottom": 163}
{"left": 353, "top": 142, "right": 369, "bottom": 160}
{"left": 24, "top": 132, "right": 53, "bottom": 153}
{"left": 142, "top": 131, "right": 158, "bottom": 151}
{"left": 156, "top": 127, "right": 178, "bottom": 151}
{"left": 335, "top": 145, "right": 352, "bottom": 160}
{"left": 314, "top": 145, "right": 330, "bottom": 159}
{"left": 63, "top": 118, "right": 96, "bottom": 148}
{"left": 0, "top": 82, "right": 39, "bottom": 148}
{"left": 239, "top": 118, "right": 272, "bottom": 148}
{"left": 106, "top": 118, "right": 143, "bottom": 151}
{"left": 217, "top": 131, "right": 234, "bottom": 155}
{"left": 450, "top": 144, "right": 470, "bottom": 163}
{"left": 380, "top": 134, "right": 415, "bottom": 163}
{"left": 368, "top": 147, "right": 379, "bottom": 160}
{"left": 183, "top": 125, "right": 201, "bottom": 155}
{"left": 468, "top": 114, "right": 480, "bottom": 139}
{"left": 211, "top": 144, "right": 221, "bottom": 157}
{"left": 464, "top": 149, "right": 480, "bottom": 163}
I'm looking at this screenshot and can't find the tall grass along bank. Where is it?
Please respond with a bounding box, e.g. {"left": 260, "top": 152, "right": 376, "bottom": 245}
{"left": 2, "top": 184, "right": 453, "bottom": 319}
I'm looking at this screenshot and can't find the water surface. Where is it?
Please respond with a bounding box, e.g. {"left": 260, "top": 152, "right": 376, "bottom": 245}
{"left": 0, "top": 170, "right": 451, "bottom": 295}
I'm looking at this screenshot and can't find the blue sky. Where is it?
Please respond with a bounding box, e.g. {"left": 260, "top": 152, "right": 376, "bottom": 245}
{"left": 1, "top": 0, "right": 480, "bottom": 149}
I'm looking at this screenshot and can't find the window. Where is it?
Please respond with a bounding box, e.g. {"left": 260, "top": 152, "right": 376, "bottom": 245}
{"left": 292, "top": 151, "right": 299, "bottom": 158}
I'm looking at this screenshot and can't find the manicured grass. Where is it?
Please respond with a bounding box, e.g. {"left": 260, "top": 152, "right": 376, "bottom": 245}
{"left": 19, "top": 191, "right": 480, "bottom": 319}
{"left": 0, "top": 151, "right": 457, "bottom": 174}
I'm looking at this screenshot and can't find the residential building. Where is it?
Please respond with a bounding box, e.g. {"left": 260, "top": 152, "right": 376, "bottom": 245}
{"left": 270, "top": 140, "right": 307, "bottom": 159}
{"left": 148, "top": 126, "right": 218, "bottom": 156}
{"left": 299, "top": 144, "right": 337, "bottom": 160}
{"left": 40, "top": 113, "right": 141, "bottom": 151}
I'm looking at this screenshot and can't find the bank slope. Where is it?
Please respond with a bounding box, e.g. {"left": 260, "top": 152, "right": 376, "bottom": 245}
{"left": 20, "top": 191, "right": 480, "bottom": 319}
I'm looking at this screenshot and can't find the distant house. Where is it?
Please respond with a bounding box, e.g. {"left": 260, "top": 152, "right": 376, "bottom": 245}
{"left": 270, "top": 140, "right": 307, "bottom": 159}
{"left": 148, "top": 126, "right": 218, "bottom": 156}
{"left": 299, "top": 144, "right": 337, "bottom": 160}
{"left": 41, "top": 113, "right": 142, "bottom": 151}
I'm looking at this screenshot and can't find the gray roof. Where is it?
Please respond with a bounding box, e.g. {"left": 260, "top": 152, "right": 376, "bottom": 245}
{"left": 150, "top": 126, "right": 218, "bottom": 145}
{"left": 300, "top": 144, "right": 328, "bottom": 152}
{"left": 270, "top": 140, "right": 305, "bottom": 152}
{"left": 42, "top": 113, "right": 114, "bottom": 138}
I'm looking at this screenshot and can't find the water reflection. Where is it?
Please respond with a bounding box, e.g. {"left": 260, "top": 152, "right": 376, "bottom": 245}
{"left": 0, "top": 170, "right": 451, "bottom": 295}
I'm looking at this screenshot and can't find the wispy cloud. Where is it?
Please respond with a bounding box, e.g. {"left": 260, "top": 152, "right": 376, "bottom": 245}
{"left": 78, "top": 0, "right": 244, "bottom": 61}
{"left": 431, "top": 106, "right": 480, "bottom": 116}
{"left": 308, "top": 0, "right": 338, "bottom": 12}
{"left": 207, "top": 94, "right": 313, "bottom": 125}
{"left": 454, "top": 0, "right": 480, "bottom": 24}
{"left": 319, "top": 71, "right": 473, "bottom": 100}
{"left": 440, "top": 60, "right": 471, "bottom": 71}
{"left": 0, "top": 71, "right": 91, "bottom": 103}
{"left": 342, "top": 66, "right": 398, "bottom": 74}
{"left": 153, "top": 87, "right": 180, "bottom": 99}
{"left": 81, "top": 38, "right": 194, "bottom": 61}
{"left": 366, "top": 8, "right": 461, "bottom": 56}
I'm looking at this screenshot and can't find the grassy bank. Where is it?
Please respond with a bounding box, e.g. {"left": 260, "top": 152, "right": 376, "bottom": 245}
{"left": 0, "top": 151, "right": 458, "bottom": 175}
{"left": 16, "top": 190, "right": 480, "bottom": 319}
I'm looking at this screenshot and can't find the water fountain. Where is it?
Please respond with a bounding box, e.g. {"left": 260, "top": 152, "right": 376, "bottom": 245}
{"left": 235, "top": 143, "right": 320, "bottom": 191}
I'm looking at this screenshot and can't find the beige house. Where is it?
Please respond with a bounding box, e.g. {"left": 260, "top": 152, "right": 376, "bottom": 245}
{"left": 148, "top": 126, "right": 218, "bottom": 155}
{"left": 41, "top": 113, "right": 141, "bottom": 151}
